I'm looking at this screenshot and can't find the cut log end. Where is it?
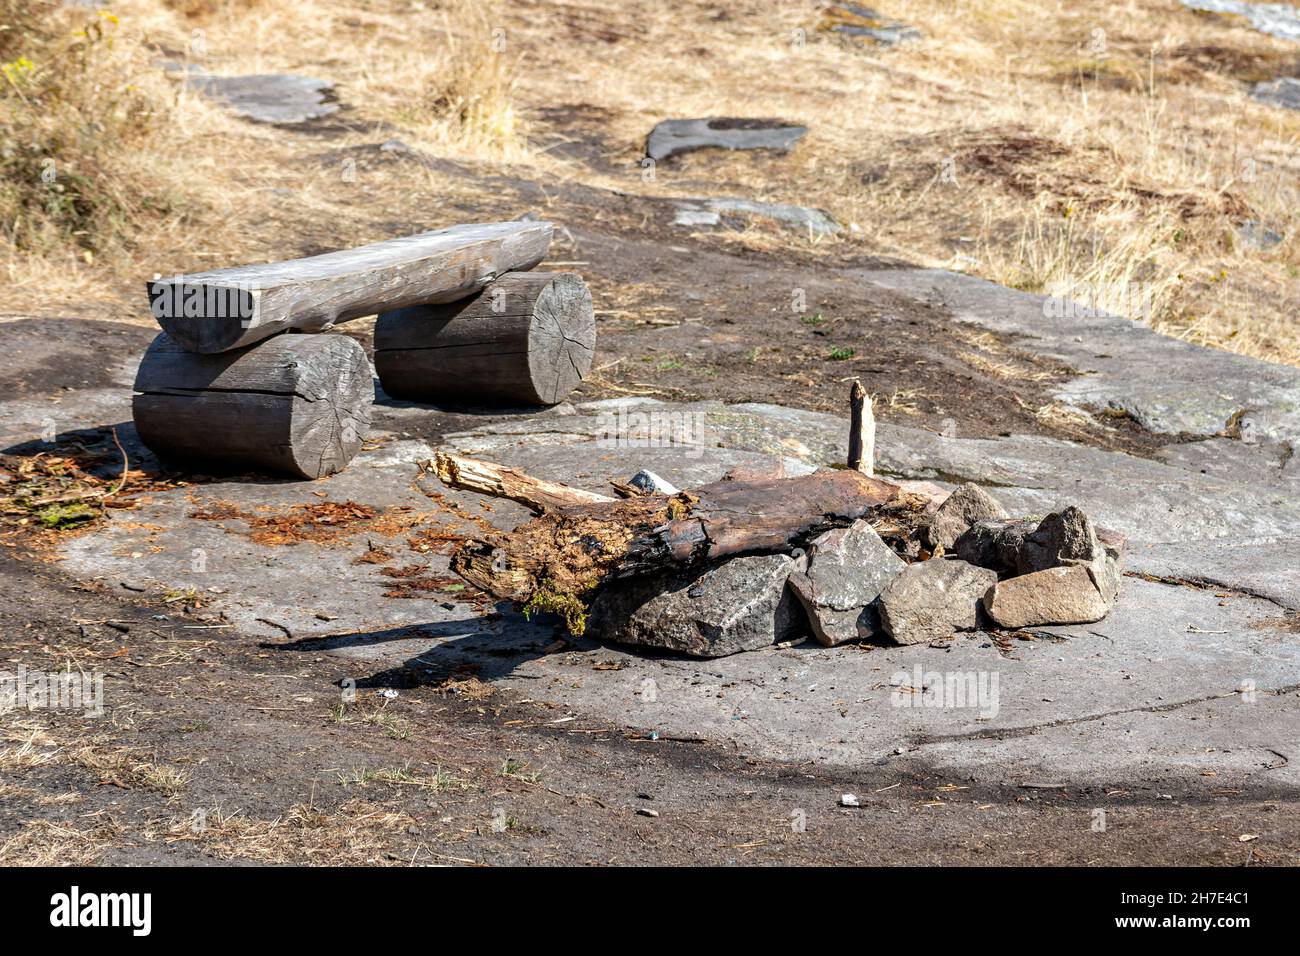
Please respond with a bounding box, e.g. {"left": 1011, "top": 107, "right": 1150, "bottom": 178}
{"left": 375, "top": 271, "right": 595, "bottom": 407}
{"left": 526, "top": 272, "right": 596, "bottom": 405}
{"left": 132, "top": 332, "right": 372, "bottom": 480}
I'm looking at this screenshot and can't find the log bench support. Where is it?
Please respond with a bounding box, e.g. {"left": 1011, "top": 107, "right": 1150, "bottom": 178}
{"left": 132, "top": 332, "right": 372, "bottom": 479}
{"left": 375, "top": 271, "right": 595, "bottom": 406}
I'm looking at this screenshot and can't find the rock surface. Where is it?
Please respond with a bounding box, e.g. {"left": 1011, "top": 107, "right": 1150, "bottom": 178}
{"left": 673, "top": 198, "right": 841, "bottom": 235}
{"left": 821, "top": 4, "right": 922, "bottom": 46}
{"left": 4, "top": 318, "right": 1299, "bottom": 782}
{"left": 787, "top": 519, "right": 904, "bottom": 645}
{"left": 922, "top": 482, "right": 1007, "bottom": 552}
{"left": 877, "top": 558, "right": 997, "bottom": 645}
{"left": 1181, "top": 0, "right": 1300, "bottom": 41}
{"left": 1251, "top": 76, "right": 1300, "bottom": 111}
{"left": 984, "top": 565, "right": 1111, "bottom": 628}
{"left": 181, "top": 68, "right": 338, "bottom": 124}
{"left": 646, "top": 118, "right": 807, "bottom": 161}
{"left": 858, "top": 267, "right": 1300, "bottom": 444}
{"left": 587, "top": 553, "right": 806, "bottom": 658}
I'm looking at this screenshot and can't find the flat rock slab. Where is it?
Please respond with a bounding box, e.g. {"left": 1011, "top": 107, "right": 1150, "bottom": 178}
{"left": 1251, "top": 76, "right": 1300, "bottom": 110}
{"left": 821, "top": 4, "right": 922, "bottom": 46}
{"left": 646, "top": 118, "right": 807, "bottom": 161}
{"left": 8, "top": 316, "right": 1300, "bottom": 789}
{"left": 673, "top": 198, "right": 841, "bottom": 235}
{"left": 1181, "top": 0, "right": 1300, "bottom": 41}
{"left": 183, "top": 68, "right": 338, "bottom": 125}
{"left": 856, "top": 266, "right": 1300, "bottom": 444}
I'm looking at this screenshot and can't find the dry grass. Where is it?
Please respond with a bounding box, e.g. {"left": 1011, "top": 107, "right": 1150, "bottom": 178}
{"left": 0, "top": 1, "right": 231, "bottom": 293}
{"left": 0, "top": 0, "right": 1295, "bottom": 365}
{"left": 163, "top": 799, "right": 416, "bottom": 865}
{"left": 71, "top": 744, "right": 191, "bottom": 796}
{"left": 0, "top": 720, "right": 190, "bottom": 795}
{"left": 0, "top": 818, "right": 120, "bottom": 866}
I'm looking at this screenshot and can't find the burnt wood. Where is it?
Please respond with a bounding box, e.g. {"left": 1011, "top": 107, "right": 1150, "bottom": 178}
{"left": 449, "top": 469, "right": 901, "bottom": 605}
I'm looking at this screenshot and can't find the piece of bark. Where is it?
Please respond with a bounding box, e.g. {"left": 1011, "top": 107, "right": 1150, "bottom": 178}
{"left": 451, "top": 469, "right": 901, "bottom": 605}
{"left": 148, "top": 221, "right": 553, "bottom": 353}
{"left": 375, "top": 271, "right": 594, "bottom": 406}
{"left": 428, "top": 451, "right": 614, "bottom": 514}
{"left": 132, "top": 332, "right": 371, "bottom": 479}
{"left": 847, "top": 379, "right": 874, "bottom": 477}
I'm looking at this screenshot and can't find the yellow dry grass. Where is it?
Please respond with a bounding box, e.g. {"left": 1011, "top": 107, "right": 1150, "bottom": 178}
{"left": 0, "top": 818, "right": 120, "bottom": 866}
{"left": 162, "top": 799, "right": 417, "bottom": 865}
{"left": 0, "top": 0, "right": 1295, "bottom": 363}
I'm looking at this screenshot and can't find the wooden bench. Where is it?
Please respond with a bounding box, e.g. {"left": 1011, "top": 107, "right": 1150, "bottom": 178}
{"left": 133, "top": 221, "right": 598, "bottom": 478}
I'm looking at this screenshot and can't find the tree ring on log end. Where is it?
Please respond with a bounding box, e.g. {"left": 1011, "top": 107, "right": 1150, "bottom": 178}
{"left": 374, "top": 270, "right": 595, "bottom": 407}
{"left": 132, "top": 331, "right": 372, "bottom": 480}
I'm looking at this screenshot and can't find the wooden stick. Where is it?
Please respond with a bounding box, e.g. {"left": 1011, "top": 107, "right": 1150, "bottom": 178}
{"left": 427, "top": 451, "right": 614, "bottom": 514}
{"left": 847, "top": 379, "right": 875, "bottom": 477}
{"left": 147, "top": 221, "right": 553, "bottom": 354}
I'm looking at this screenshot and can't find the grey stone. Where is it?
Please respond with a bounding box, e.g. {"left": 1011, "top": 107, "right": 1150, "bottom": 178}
{"left": 588, "top": 553, "right": 807, "bottom": 658}
{"left": 1238, "top": 219, "right": 1284, "bottom": 248}
{"left": 185, "top": 71, "right": 338, "bottom": 125}
{"left": 1020, "top": 505, "right": 1102, "bottom": 573}
{"left": 824, "top": 4, "right": 923, "bottom": 46}
{"left": 922, "top": 482, "right": 1008, "bottom": 552}
{"left": 674, "top": 198, "right": 842, "bottom": 235}
{"left": 646, "top": 118, "right": 807, "bottom": 162}
{"left": 877, "top": 558, "right": 997, "bottom": 645}
{"left": 1020, "top": 506, "right": 1125, "bottom": 604}
{"left": 1180, "top": 1, "right": 1300, "bottom": 41}
{"left": 1251, "top": 77, "right": 1300, "bottom": 111}
{"left": 626, "top": 469, "right": 680, "bottom": 495}
{"left": 951, "top": 517, "right": 1038, "bottom": 573}
{"left": 984, "top": 565, "right": 1111, "bottom": 628}
{"left": 787, "top": 519, "right": 905, "bottom": 645}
